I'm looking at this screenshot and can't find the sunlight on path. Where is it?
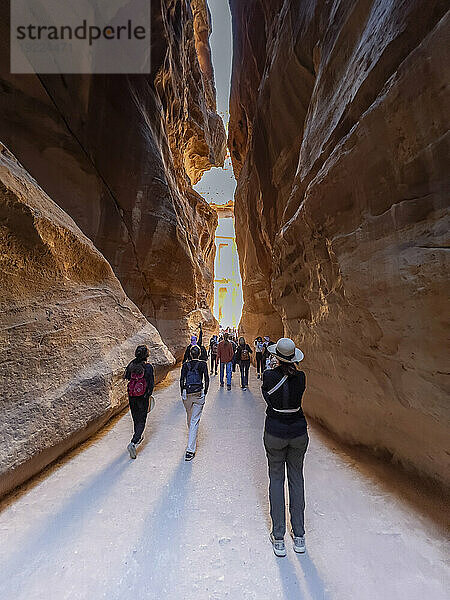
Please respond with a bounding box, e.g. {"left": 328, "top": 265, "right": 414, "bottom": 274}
{"left": 0, "top": 370, "right": 448, "bottom": 600}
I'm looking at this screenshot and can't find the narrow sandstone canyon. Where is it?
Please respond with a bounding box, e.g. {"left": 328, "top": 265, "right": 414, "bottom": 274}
{"left": 0, "top": 0, "right": 448, "bottom": 502}
{"left": 0, "top": 0, "right": 224, "bottom": 497}
{"left": 228, "top": 0, "right": 449, "bottom": 488}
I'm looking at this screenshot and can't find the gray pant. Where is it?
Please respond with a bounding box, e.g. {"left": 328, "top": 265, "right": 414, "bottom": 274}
{"left": 263, "top": 431, "right": 309, "bottom": 540}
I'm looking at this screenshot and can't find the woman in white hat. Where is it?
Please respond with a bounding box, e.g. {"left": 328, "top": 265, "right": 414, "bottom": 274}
{"left": 261, "top": 337, "right": 308, "bottom": 557}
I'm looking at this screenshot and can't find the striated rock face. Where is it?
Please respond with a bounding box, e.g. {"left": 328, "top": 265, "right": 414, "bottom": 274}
{"left": 0, "top": 147, "right": 175, "bottom": 498}
{"left": 229, "top": 1, "right": 450, "bottom": 487}
{"left": 0, "top": 0, "right": 226, "bottom": 359}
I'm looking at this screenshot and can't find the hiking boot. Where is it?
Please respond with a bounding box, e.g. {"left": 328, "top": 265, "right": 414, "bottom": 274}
{"left": 292, "top": 533, "right": 306, "bottom": 553}
{"left": 185, "top": 451, "right": 195, "bottom": 461}
{"left": 270, "top": 534, "right": 286, "bottom": 557}
{"left": 227, "top": 384, "right": 231, "bottom": 391}
{"left": 127, "top": 442, "right": 137, "bottom": 459}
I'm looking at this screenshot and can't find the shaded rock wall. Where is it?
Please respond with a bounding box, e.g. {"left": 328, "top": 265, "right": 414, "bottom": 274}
{"left": 0, "top": 0, "right": 226, "bottom": 359}
{"left": 229, "top": 1, "right": 450, "bottom": 487}
{"left": 0, "top": 146, "right": 175, "bottom": 498}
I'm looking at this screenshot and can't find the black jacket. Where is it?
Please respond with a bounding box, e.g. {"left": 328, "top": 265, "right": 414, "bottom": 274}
{"left": 124, "top": 360, "right": 155, "bottom": 399}
{"left": 261, "top": 366, "right": 307, "bottom": 438}
{"left": 180, "top": 359, "right": 210, "bottom": 394}
{"left": 183, "top": 329, "right": 208, "bottom": 363}
{"left": 235, "top": 343, "right": 253, "bottom": 363}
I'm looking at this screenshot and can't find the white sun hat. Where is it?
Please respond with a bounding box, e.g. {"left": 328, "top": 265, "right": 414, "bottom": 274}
{"left": 268, "top": 338, "right": 304, "bottom": 363}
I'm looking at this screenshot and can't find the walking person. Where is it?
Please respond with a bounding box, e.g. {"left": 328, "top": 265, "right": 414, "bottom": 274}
{"left": 183, "top": 323, "right": 207, "bottom": 362}
{"left": 230, "top": 335, "right": 238, "bottom": 373}
{"left": 124, "top": 345, "right": 155, "bottom": 459}
{"left": 208, "top": 335, "right": 219, "bottom": 375}
{"left": 261, "top": 338, "right": 308, "bottom": 557}
{"left": 254, "top": 336, "right": 264, "bottom": 379}
{"left": 217, "top": 332, "right": 234, "bottom": 390}
{"left": 180, "top": 345, "right": 209, "bottom": 460}
{"left": 235, "top": 336, "right": 252, "bottom": 390}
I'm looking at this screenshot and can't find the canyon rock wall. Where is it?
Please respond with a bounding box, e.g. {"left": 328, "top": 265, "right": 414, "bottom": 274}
{"left": 0, "top": 0, "right": 226, "bottom": 359}
{"left": 0, "top": 146, "right": 175, "bottom": 498}
{"left": 229, "top": 1, "right": 450, "bottom": 487}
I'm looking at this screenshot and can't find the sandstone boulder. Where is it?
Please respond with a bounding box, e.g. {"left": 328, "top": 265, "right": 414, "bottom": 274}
{"left": 0, "top": 147, "right": 175, "bottom": 498}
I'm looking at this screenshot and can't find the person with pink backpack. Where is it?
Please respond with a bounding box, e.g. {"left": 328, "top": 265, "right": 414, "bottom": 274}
{"left": 124, "top": 345, "right": 155, "bottom": 459}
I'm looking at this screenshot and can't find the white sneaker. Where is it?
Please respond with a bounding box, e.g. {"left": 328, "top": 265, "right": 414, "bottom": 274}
{"left": 270, "top": 534, "right": 286, "bottom": 557}
{"left": 127, "top": 442, "right": 136, "bottom": 459}
{"left": 292, "top": 534, "right": 306, "bottom": 553}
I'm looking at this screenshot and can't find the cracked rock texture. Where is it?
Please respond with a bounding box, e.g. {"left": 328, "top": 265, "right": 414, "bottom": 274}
{"left": 0, "top": 0, "right": 226, "bottom": 359}
{"left": 229, "top": 0, "right": 450, "bottom": 487}
{"left": 0, "top": 147, "right": 175, "bottom": 498}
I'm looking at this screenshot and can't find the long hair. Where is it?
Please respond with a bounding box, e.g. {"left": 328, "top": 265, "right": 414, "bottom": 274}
{"left": 131, "top": 362, "right": 145, "bottom": 377}
{"left": 278, "top": 361, "right": 298, "bottom": 377}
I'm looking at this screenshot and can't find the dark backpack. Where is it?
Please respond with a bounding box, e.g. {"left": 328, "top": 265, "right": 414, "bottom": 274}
{"left": 211, "top": 341, "right": 218, "bottom": 354}
{"left": 128, "top": 371, "right": 147, "bottom": 397}
{"left": 241, "top": 346, "right": 250, "bottom": 361}
{"left": 185, "top": 360, "right": 203, "bottom": 394}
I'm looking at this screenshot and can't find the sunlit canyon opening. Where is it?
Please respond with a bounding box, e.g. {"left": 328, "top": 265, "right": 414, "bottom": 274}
{"left": 193, "top": 0, "right": 243, "bottom": 329}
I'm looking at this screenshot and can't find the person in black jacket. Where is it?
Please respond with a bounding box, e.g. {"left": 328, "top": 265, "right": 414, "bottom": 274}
{"left": 182, "top": 323, "right": 208, "bottom": 363}
{"left": 261, "top": 338, "right": 307, "bottom": 557}
{"left": 208, "top": 335, "right": 219, "bottom": 375}
{"left": 254, "top": 336, "right": 265, "bottom": 378}
{"left": 180, "top": 345, "right": 209, "bottom": 461}
{"left": 124, "top": 345, "right": 155, "bottom": 459}
{"left": 235, "top": 336, "right": 253, "bottom": 389}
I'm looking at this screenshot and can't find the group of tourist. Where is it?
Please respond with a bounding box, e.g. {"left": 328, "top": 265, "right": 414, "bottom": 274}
{"left": 123, "top": 325, "right": 309, "bottom": 557}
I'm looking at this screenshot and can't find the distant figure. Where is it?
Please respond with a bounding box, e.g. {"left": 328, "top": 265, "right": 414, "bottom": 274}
{"left": 254, "top": 336, "right": 264, "bottom": 379}
{"left": 230, "top": 335, "right": 238, "bottom": 373}
{"left": 124, "top": 345, "right": 155, "bottom": 459}
{"left": 183, "top": 323, "right": 207, "bottom": 362}
{"left": 208, "top": 335, "right": 219, "bottom": 375}
{"left": 261, "top": 338, "right": 307, "bottom": 557}
{"left": 180, "top": 345, "right": 209, "bottom": 460}
{"left": 217, "top": 332, "right": 234, "bottom": 390}
{"left": 262, "top": 336, "right": 275, "bottom": 370}
{"left": 235, "top": 336, "right": 253, "bottom": 389}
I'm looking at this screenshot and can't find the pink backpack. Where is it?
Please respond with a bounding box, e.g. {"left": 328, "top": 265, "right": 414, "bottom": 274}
{"left": 127, "top": 372, "right": 147, "bottom": 397}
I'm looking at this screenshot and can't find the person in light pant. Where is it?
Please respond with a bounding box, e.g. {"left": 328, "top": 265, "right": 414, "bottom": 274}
{"left": 180, "top": 345, "right": 209, "bottom": 460}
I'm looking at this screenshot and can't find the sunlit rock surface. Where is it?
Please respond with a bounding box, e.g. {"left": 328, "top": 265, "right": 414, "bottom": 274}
{"left": 229, "top": 0, "right": 450, "bottom": 487}
{"left": 0, "top": 0, "right": 226, "bottom": 359}
{"left": 0, "top": 147, "right": 175, "bottom": 497}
